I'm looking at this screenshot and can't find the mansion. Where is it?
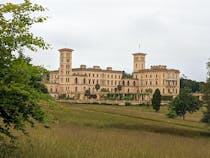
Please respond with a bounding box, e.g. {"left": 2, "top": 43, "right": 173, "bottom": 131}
{"left": 45, "top": 48, "right": 180, "bottom": 102}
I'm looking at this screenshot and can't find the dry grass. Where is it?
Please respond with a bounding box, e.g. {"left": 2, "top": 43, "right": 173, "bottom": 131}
{"left": 1, "top": 103, "right": 210, "bottom": 158}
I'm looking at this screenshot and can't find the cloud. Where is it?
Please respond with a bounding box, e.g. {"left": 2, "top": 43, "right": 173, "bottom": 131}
{"left": 3, "top": 0, "right": 210, "bottom": 81}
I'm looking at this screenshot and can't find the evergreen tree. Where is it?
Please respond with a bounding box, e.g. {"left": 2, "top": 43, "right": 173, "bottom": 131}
{"left": 152, "top": 89, "right": 161, "bottom": 112}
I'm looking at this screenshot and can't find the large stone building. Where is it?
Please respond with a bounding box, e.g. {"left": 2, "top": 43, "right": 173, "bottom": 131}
{"left": 46, "top": 48, "right": 180, "bottom": 102}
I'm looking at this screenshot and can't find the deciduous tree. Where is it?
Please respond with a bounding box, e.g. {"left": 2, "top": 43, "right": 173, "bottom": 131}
{"left": 0, "top": 0, "right": 49, "bottom": 141}
{"left": 202, "top": 61, "right": 210, "bottom": 124}
{"left": 168, "top": 89, "right": 201, "bottom": 120}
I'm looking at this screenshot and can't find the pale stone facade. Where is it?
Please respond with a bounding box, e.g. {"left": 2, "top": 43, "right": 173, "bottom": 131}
{"left": 45, "top": 48, "right": 180, "bottom": 101}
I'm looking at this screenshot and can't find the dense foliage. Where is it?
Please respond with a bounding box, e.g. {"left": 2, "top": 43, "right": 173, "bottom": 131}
{"left": 95, "top": 84, "right": 100, "bottom": 92}
{"left": 152, "top": 89, "right": 161, "bottom": 112}
{"left": 202, "top": 61, "right": 210, "bottom": 124}
{"left": 0, "top": 0, "right": 49, "bottom": 141}
{"left": 168, "top": 89, "right": 201, "bottom": 120}
{"left": 180, "top": 78, "right": 205, "bottom": 93}
{"left": 122, "top": 71, "right": 133, "bottom": 79}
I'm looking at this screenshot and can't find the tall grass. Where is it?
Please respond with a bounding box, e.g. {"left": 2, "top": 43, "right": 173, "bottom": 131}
{"left": 1, "top": 103, "right": 209, "bottom": 158}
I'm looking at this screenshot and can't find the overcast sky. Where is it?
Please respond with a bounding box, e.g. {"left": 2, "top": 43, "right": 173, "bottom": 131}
{"left": 4, "top": 0, "right": 210, "bottom": 81}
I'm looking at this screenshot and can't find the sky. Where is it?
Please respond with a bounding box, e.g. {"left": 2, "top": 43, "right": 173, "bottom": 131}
{"left": 3, "top": 0, "right": 210, "bottom": 81}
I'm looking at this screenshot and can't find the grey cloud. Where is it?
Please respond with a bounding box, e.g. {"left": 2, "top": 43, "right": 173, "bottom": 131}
{"left": 3, "top": 0, "right": 210, "bottom": 81}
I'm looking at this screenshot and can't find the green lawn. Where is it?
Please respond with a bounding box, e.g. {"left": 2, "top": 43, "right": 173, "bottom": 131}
{"left": 1, "top": 103, "right": 210, "bottom": 158}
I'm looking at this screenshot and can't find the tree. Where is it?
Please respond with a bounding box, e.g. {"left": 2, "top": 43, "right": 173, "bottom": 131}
{"left": 180, "top": 78, "right": 205, "bottom": 93}
{"left": 85, "top": 89, "right": 91, "bottom": 98}
{"left": 0, "top": 0, "right": 49, "bottom": 141}
{"left": 168, "top": 89, "right": 201, "bottom": 120}
{"left": 117, "top": 85, "right": 122, "bottom": 92}
{"left": 116, "top": 85, "right": 122, "bottom": 100}
{"left": 95, "top": 84, "right": 100, "bottom": 92}
{"left": 202, "top": 61, "right": 210, "bottom": 124}
{"left": 152, "top": 89, "right": 161, "bottom": 112}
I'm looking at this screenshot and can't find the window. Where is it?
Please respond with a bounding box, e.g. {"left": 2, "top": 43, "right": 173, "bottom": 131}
{"left": 75, "top": 78, "right": 78, "bottom": 84}
{"left": 133, "top": 81, "right": 136, "bottom": 86}
{"left": 127, "top": 81, "right": 130, "bottom": 86}
{"left": 122, "top": 81, "right": 125, "bottom": 86}
{"left": 83, "top": 78, "right": 86, "bottom": 84}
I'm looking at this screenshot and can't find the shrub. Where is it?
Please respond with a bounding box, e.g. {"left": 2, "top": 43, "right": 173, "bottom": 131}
{"left": 166, "top": 110, "right": 177, "bottom": 119}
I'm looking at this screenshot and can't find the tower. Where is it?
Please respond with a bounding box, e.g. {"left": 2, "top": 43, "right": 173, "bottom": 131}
{"left": 133, "top": 53, "right": 146, "bottom": 73}
{"left": 58, "top": 48, "right": 74, "bottom": 85}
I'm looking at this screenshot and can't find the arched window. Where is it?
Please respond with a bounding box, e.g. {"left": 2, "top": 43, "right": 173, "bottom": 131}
{"left": 75, "top": 78, "right": 78, "bottom": 84}
{"left": 123, "top": 80, "right": 125, "bottom": 86}
{"left": 133, "top": 81, "right": 136, "bottom": 86}
{"left": 83, "top": 78, "right": 86, "bottom": 84}
{"left": 127, "top": 81, "right": 130, "bottom": 86}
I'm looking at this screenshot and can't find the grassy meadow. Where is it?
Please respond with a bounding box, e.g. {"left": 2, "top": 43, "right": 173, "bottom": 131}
{"left": 1, "top": 103, "right": 210, "bottom": 158}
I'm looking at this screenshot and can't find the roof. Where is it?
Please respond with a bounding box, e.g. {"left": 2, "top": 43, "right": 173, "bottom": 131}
{"left": 58, "top": 48, "right": 74, "bottom": 52}
{"left": 50, "top": 70, "right": 59, "bottom": 73}
{"left": 134, "top": 68, "right": 180, "bottom": 73}
{"left": 133, "top": 53, "right": 147, "bottom": 56}
{"left": 72, "top": 68, "right": 123, "bottom": 73}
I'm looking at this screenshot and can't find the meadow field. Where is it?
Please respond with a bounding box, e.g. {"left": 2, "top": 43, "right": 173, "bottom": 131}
{"left": 1, "top": 103, "right": 210, "bottom": 158}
